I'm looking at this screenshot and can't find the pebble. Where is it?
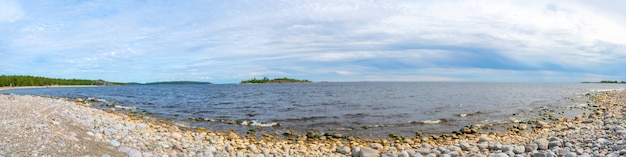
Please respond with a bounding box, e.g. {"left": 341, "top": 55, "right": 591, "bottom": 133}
{"left": 336, "top": 146, "right": 351, "bottom": 154}
{"left": 359, "top": 147, "right": 380, "bottom": 157}
{"left": 110, "top": 140, "right": 121, "bottom": 147}
{"left": 535, "top": 139, "right": 549, "bottom": 150}
{"left": 370, "top": 143, "right": 384, "bottom": 150}
{"left": 479, "top": 135, "right": 490, "bottom": 143}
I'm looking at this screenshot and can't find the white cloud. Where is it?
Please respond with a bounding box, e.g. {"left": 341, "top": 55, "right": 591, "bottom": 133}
{"left": 0, "top": 0, "right": 23, "bottom": 22}
{"left": 4, "top": 0, "right": 626, "bottom": 83}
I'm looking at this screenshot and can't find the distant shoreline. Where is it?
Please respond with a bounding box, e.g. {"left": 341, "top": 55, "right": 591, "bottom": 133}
{"left": 0, "top": 85, "right": 100, "bottom": 91}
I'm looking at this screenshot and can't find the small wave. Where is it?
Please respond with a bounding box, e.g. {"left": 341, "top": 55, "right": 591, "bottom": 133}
{"left": 240, "top": 120, "right": 279, "bottom": 127}
{"left": 410, "top": 119, "right": 441, "bottom": 124}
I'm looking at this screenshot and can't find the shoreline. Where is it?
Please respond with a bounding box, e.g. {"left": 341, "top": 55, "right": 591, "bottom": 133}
{"left": 1, "top": 91, "right": 626, "bottom": 156}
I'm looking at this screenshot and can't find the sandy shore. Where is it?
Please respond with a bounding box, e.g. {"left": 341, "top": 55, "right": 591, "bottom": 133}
{"left": 1, "top": 90, "right": 625, "bottom": 156}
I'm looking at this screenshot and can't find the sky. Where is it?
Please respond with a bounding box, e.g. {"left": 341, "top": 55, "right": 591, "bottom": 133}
{"left": 2, "top": 0, "right": 626, "bottom": 84}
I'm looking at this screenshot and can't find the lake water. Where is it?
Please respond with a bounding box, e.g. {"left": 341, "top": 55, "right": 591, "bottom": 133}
{"left": 2, "top": 82, "right": 625, "bottom": 138}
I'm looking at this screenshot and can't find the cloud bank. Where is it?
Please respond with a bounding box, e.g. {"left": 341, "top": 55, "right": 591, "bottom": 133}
{"left": 1, "top": 0, "right": 626, "bottom": 83}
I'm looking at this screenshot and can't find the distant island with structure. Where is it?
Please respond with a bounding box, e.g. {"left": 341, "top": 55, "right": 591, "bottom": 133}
{"left": 240, "top": 77, "right": 311, "bottom": 84}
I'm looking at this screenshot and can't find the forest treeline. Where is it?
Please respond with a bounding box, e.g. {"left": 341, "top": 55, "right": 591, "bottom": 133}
{"left": 0, "top": 75, "right": 123, "bottom": 87}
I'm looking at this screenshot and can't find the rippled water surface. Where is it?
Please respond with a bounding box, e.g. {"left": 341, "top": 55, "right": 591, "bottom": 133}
{"left": 3, "top": 82, "right": 625, "bottom": 138}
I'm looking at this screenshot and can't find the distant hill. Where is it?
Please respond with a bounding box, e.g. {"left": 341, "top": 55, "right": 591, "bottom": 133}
{"left": 241, "top": 77, "right": 311, "bottom": 84}
{"left": 142, "top": 81, "right": 212, "bottom": 85}
{"left": 0, "top": 75, "right": 124, "bottom": 87}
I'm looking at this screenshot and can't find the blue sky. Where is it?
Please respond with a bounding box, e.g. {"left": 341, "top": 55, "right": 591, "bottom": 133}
{"left": 2, "top": 0, "right": 626, "bottom": 83}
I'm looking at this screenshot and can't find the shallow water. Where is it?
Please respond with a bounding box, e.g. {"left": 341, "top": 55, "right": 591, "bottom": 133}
{"left": 3, "top": 82, "right": 625, "bottom": 138}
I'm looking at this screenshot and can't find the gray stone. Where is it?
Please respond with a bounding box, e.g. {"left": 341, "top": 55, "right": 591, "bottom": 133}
{"left": 337, "top": 146, "right": 351, "bottom": 154}
{"left": 127, "top": 149, "right": 142, "bottom": 157}
{"left": 532, "top": 152, "right": 547, "bottom": 157}
{"left": 247, "top": 145, "right": 258, "bottom": 153}
{"left": 534, "top": 139, "right": 549, "bottom": 150}
{"left": 370, "top": 143, "right": 384, "bottom": 150}
{"left": 460, "top": 142, "right": 471, "bottom": 151}
{"left": 616, "top": 130, "right": 626, "bottom": 135}
{"left": 425, "top": 153, "right": 437, "bottom": 157}
{"left": 136, "top": 123, "right": 147, "bottom": 130}
{"left": 501, "top": 145, "right": 514, "bottom": 152}
{"left": 398, "top": 151, "right": 410, "bottom": 157}
{"left": 448, "top": 151, "right": 459, "bottom": 157}
{"left": 566, "top": 152, "right": 577, "bottom": 157}
{"left": 412, "top": 153, "right": 424, "bottom": 157}
{"left": 478, "top": 143, "right": 489, "bottom": 149}
{"left": 513, "top": 146, "right": 526, "bottom": 154}
{"left": 104, "top": 128, "right": 117, "bottom": 136}
{"left": 489, "top": 142, "right": 502, "bottom": 151}
{"left": 579, "top": 153, "right": 591, "bottom": 157}
{"left": 492, "top": 152, "right": 509, "bottom": 157}
{"left": 548, "top": 141, "right": 562, "bottom": 149}
{"left": 359, "top": 147, "right": 381, "bottom": 157}
{"left": 526, "top": 143, "right": 538, "bottom": 152}
{"left": 110, "top": 140, "right": 121, "bottom": 147}
{"left": 353, "top": 147, "right": 361, "bottom": 157}
{"left": 479, "top": 135, "right": 490, "bottom": 143}
{"left": 382, "top": 153, "right": 398, "bottom": 157}
{"left": 556, "top": 149, "right": 570, "bottom": 157}
{"left": 417, "top": 148, "right": 431, "bottom": 155}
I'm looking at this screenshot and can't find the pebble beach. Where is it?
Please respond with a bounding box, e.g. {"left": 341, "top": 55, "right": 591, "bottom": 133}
{"left": 1, "top": 89, "right": 626, "bottom": 157}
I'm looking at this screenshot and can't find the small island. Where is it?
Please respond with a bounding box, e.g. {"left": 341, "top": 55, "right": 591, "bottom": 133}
{"left": 240, "top": 77, "right": 311, "bottom": 84}
{"left": 581, "top": 80, "right": 626, "bottom": 84}
{"left": 142, "top": 81, "right": 212, "bottom": 85}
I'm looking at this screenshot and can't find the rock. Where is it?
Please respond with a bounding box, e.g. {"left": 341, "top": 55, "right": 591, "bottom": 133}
{"left": 359, "top": 147, "right": 380, "bottom": 157}
{"left": 110, "top": 140, "right": 121, "bottom": 147}
{"left": 127, "top": 148, "right": 142, "bottom": 157}
{"left": 413, "top": 152, "right": 424, "bottom": 157}
{"left": 247, "top": 145, "right": 258, "bottom": 153}
{"left": 488, "top": 142, "right": 502, "bottom": 151}
{"left": 534, "top": 139, "right": 549, "bottom": 150}
{"left": 518, "top": 124, "right": 528, "bottom": 130}
{"left": 382, "top": 153, "right": 397, "bottom": 157}
{"left": 417, "top": 148, "right": 431, "bottom": 155}
{"left": 501, "top": 145, "right": 514, "bottom": 152}
{"left": 479, "top": 135, "right": 490, "bottom": 143}
{"left": 168, "top": 126, "right": 180, "bottom": 132}
{"left": 336, "top": 146, "right": 351, "bottom": 154}
{"left": 460, "top": 142, "right": 471, "bottom": 151}
{"left": 616, "top": 130, "right": 626, "bottom": 135}
{"left": 76, "top": 98, "right": 84, "bottom": 102}
{"left": 370, "top": 143, "right": 384, "bottom": 150}
{"left": 556, "top": 149, "right": 570, "bottom": 156}
{"left": 536, "top": 121, "right": 550, "bottom": 128}
{"left": 526, "top": 143, "right": 538, "bottom": 152}
{"left": 227, "top": 131, "right": 239, "bottom": 140}
{"left": 136, "top": 123, "right": 147, "bottom": 130}
{"left": 532, "top": 152, "right": 547, "bottom": 157}
{"left": 478, "top": 143, "right": 489, "bottom": 149}
{"left": 513, "top": 145, "right": 525, "bottom": 154}
{"left": 548, "top": 141, "right": 562, "bottom": 149}
{"left": 170, "top": 132, "right": 182, "bottom": 141}
{"left": 565, "top": 152, "right": 577, "bottom": 157}
{"left": 352, "top": 146, "right": 361, "bottom": 157}
{"left": 104, "top": 128, "right": 117, "bottom": 136}
{"left": 492, "top": 153, "right": 509, "bottom": 157}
